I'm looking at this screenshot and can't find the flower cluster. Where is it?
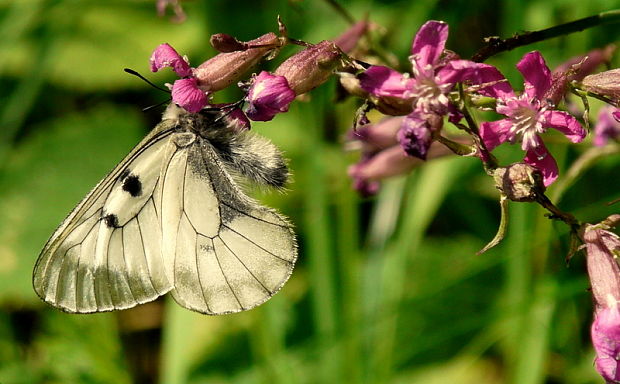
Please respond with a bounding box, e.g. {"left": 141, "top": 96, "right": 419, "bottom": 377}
{"left": 150, "top": 28, "right": 347, "bottom": 126}
{"left": 147, "top": 16, "right": 620, "bottom": 382}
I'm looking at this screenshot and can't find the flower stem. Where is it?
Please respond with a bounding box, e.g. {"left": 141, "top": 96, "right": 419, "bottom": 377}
{"left": 471, "top": 10, "right": 620, "bottom": 62}
{"left": 535, "top": 193, "right": 580, "bottom": 230}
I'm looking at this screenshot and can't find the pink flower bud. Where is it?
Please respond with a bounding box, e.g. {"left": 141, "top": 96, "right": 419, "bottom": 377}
{"left": 333, "top": 20, "right": 369, "bottom": 53}
{"left": 245, "top": 71, "right": 296, "bottom": 121}
{"left": 274, "top": 40, "right": 343, "bottom": 95}
{"left": 584, "top": 219, "right": 620, "bottom": 310}
{"left": 582, "top": 69, "right": 620, "bottom": 101}
{"left": 210, "top": 33, "right": 249, "bottom": 53}
{"left": 193, "top": 32, "right": 282, "bottom": 92}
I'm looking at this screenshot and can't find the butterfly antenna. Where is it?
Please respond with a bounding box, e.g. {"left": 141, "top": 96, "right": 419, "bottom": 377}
{"left": 142, "top": 99, "right": 171, "bottom": 112}
{"left": 124, "top": 68, "right": 171, "bottom": 93}
{"left": 213, "top": 99, "right": 246, "bottom": 123}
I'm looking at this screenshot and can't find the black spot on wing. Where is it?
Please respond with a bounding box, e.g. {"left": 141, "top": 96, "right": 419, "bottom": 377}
{"left": 103, "top": 213, "right": 120, "bottom": 228}
{"left": 122, "top": 175, "right": 142, "bottom": 197}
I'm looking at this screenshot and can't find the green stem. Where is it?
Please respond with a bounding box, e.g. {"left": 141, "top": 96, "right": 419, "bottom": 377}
{"left": 471, "top": 10, "right": 620, "bottom": 62}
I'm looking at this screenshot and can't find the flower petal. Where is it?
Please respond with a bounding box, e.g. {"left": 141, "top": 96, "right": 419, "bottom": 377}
{"left": 349, "top": 145, "right": 421, "bottom": 182}
{"left": 397, "top": 113, "right": 433, "bottom": 159}
{"left": 352, "top": 117, "right": 403, "bottom": 151}
{"left": 150, "top": 43, "right": 192, "bottom": 77}
{"left": 359, "top": 66, "right": 413, "bottom": 98}
{"left": 479, "top": 119, "right": 513, "bottom": 151}
{"left": 524, "top": 141, "right": 558, "bottom": 186}
{"left": 171, "top": 78, "right": 208, "bottom": 113}
{"left": 245, "top": 71, "right": 296, "bottom": 121}
{"left": 592, "top": 306, "right": 620, "bottom": 383}
{"left": 449, "top": 62, "right": 514, "bottom": 99}
{"left": 516, "top": 51, "right": 552, "bottom": 100}
{"left": 540, "top": 110, "right": 586, "bottom": 143}
{"left": 411, "top": 20, "right": 449, "bottom": 69}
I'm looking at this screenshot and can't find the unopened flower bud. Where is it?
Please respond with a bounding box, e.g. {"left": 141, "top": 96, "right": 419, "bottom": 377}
{"left": 493, "top": 163, "right": 545, "bottom": 202}
{"left": 210, "top": 33, "right": 249, "bottom": 53}
{"left": 582, "top": 69, "right": 620, "bottom": 101}
{"left": 333, "top": 20, "right": 369, "bottom": 53}
{"left": 274, "top": 40, "right": 343, "bottom": 95}
{"left": 193, "top": 32, "right": 282, "bottom": 92}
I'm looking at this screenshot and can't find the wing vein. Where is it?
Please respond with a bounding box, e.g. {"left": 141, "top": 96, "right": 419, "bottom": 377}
{"left": 120, "top": 227, "right": 137, "bottom": 304}
{"left": 218, "top": 235, "right": 270, "bottom": 294}
{"left": 212, "top": 237, "right": 243, "bottom": 309}
{"left": 221, "top": 203, "right": 290, "bottom": 228}
{"left": 195, "top": 235, "right": 211, "bottom": 312}
{"left": 136, "top": 201, "right": 161, "bottom": 295}
{"left": 221, "top": 224, "right": 293, "bottom": 263}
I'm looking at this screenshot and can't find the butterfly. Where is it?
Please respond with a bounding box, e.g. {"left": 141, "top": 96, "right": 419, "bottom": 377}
{"left": 33, "top": 104, "right": 297, "bottom": 314}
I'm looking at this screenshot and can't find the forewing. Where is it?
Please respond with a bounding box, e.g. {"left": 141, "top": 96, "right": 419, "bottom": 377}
{"left": 33, "top": 121, "right": 177, "bottom": 313}
{"left": 162, "top": 137, "right": 297, "bottom": 315}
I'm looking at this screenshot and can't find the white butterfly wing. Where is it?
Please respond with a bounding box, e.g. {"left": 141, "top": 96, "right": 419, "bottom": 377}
{"left": 161, "top": 136, "right": 297, "bottom": 314}
{"left": 34, "top": 115, "right": 297, "bottom": 315}
{"left": 33, "top": 122, "right": 178, "bottom": 313}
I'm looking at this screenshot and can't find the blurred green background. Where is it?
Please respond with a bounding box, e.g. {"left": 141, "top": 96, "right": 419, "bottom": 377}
{"left": 1, "top": 0, "right": 620, "bottom": 383}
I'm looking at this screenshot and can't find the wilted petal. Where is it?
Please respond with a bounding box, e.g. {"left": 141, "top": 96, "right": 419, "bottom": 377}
{"left": 540, "top": 110, "right": 585, "bottom": 143}
{"left": 397, "top": 113, "right": 433, "bottom": 159}
{"left": 171, "top": 78, "right": 208, "bottom": 113}
{"left": 150, "top": 43, "right": 192, "bottom": 77}
{"left": 614, "top": 111, "right": 620, "bottom": 123}
{"left": 516, "top": 51, "right": 552, "bottom": 100}
{"left": 245, "top": 71, "right": 296, "bottom": 121}
{"left": 411, "top": 20, "right": 449, "bottom": 69}
{"left": 592, "top": 306, "right": 620, "bottom": 383}
{"left": 523, "top": 142, "right": 558, "bottom": 186}
{"left": 359, "top": 66, "right": 414, "bottom": 98}
{"left": 479, "top": 119, "right": 513, "bottom": 151}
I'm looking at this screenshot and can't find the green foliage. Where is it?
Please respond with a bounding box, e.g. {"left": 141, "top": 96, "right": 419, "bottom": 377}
{"left": 0, "top": 0, "right": 618, "bottom": 383}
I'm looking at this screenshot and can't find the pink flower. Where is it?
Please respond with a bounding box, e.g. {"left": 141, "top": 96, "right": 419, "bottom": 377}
{"left": 150, "top": 43, "right": 209, "bottom": 113}
{"left": 592, "top": 306, "right": 620, "bottom": 384}
{"left": 245, "top": 71, "right": 296, "bottom": 121}
{"left": 150, "top": 34, "right": 282, "bottom": 113}
{"left": 347, "top": 116, "right": 452, "bottom": 195}
{"left": 594, "top": 106, "right": 620, "bottom": 146}
{"left": 358, "top": 20, "right": 501, "bottom": 159}
{"left": 479, "top": 51, "right": 586, "bottom": 186}
{"left": 244, "top": 41, "right": 343, "bottom": 122}
{"left": 583, "top": 217, "right": 620, "bottom": 383}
